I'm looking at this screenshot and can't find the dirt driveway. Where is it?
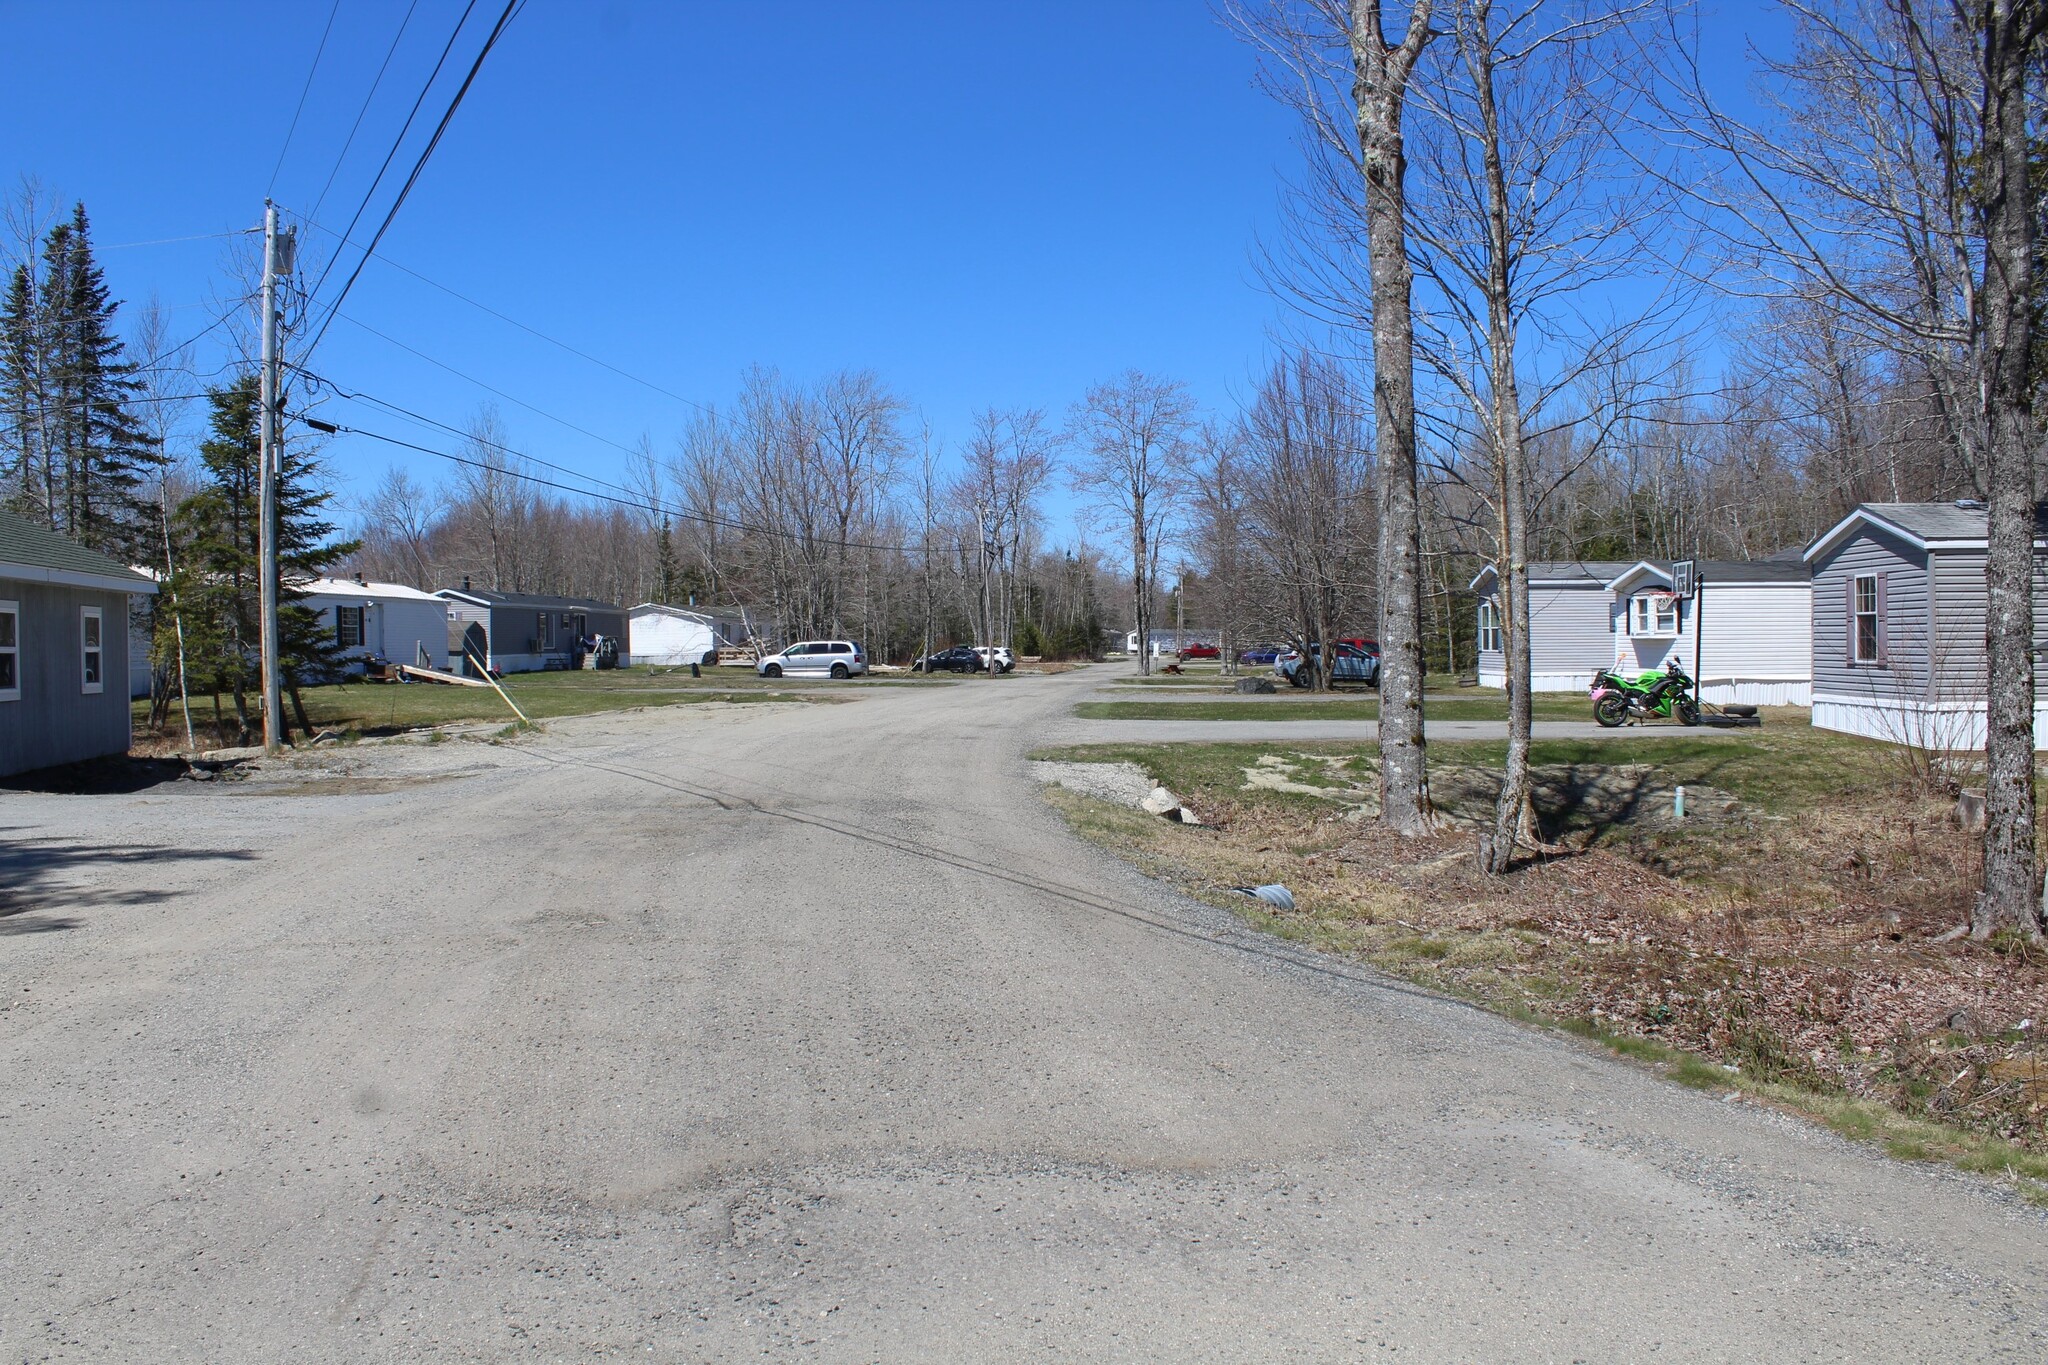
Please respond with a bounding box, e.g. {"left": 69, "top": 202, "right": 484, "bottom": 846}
{"left": 3, "top": 672, "right": 2045, "bottom": 1361}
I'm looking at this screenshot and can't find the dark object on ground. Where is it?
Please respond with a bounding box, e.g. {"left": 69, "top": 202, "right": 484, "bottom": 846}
{"left": 1235, "top": 677, "right": 1277, "bottom": 694}
{"left": 690, "top": 662, "right": 701, "bottom": 678}
{"left": 1235, "top": 884, "right": 1295, "bottom": 911}
{"left": 1161, "top": 662, "right": 1184, "bottom": 675}
{"left": 1, "top": 755, "right": 200, "bottom": 795}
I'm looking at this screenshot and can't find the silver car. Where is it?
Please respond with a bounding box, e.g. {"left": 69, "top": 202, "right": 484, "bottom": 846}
{"left": 757, "top": 639, "right": 868, "bottom": 680}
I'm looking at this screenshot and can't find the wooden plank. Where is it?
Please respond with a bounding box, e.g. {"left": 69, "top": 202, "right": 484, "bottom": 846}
{"left": 397, "top": 663, "right": 492, "bottom": 689}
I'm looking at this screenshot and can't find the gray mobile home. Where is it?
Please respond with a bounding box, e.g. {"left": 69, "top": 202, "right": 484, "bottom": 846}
{"left": 1806, "top": 501, "right": 2048, "bottom": 748}
{"left": 0, "top": 510, "right": 158, "bottom": 777}
{"left": 436, "top": 583, "right": 630, "bottom": 675}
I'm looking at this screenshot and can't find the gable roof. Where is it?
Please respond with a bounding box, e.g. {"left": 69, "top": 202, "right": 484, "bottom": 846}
{"left": 1607, "top": 558, "right": 1810, "bottom": 592}
{"left": 0, "top": 509, "right": 157, "bottom": 595}
{"left": 1804, "top": 501, "right": 2048, "bottom": 560}
{"left": 1469, "top": 561, "right": 1635, "bottom": 592}
{"left": 302, "top": 576, "right": 444, "bottom": 604}
{"left": 438, "top": 588, "right": 624, "bottom": 612}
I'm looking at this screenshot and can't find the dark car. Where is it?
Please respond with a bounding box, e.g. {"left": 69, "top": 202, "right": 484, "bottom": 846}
{"left": 913, "top": 645, "right": 984, "bottom": 674}
{"left": 1238, "top": 644, "right": 1281, "bottom": 666}
{"left": 1276, "top": 641, "right": 1380, "bottom": 688}
{"left": 1179, "top": 642, "right": 1220, "bottom": 660}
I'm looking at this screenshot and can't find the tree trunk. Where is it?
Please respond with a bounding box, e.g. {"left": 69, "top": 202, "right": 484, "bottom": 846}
{"left": 1467, "top": 0, "right": 1540, "bottom": 874}
{"left": 1133, "top": 489, "right": 1151, "bottom": 676}
{"left": 1973, "top": 0, "right": 2042, "bottom": 939}
{"left": 1351, "top": 0, "right": 1435, "bottom": 834}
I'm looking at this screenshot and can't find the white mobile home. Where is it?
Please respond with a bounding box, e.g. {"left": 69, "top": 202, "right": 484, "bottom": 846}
{"left": 1472, "top": 557, "right": 1812, "bottom": 705}
{"left": 300, "top": 576, "right": 450, "bottom": 674}
{"left": 629, "top": 603, "right": 747, "bottom": 666}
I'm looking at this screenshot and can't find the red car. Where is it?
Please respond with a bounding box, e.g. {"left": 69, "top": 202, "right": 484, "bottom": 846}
{"left": 1178, "top": 642, "right": 1220, "bottom": 660}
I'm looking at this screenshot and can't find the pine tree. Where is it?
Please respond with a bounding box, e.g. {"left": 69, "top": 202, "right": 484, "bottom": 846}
{"left": 655, "top": 517, "right": 682, "bottom": 603}
{"left": 0, "top": 203, "right": 155, "bottom": 556}
{"left": 178, "top": 374, "right": 356, "bottom": 743}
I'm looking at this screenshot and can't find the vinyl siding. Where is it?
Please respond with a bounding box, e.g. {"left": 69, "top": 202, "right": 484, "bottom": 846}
{"left": 1475, "top": 581, "right": 1612, "bottom": 689}
{"left": 1926, "top": 548, "right": 2048, "bottom": 700}
{"left": 1811, "top": 525, "right": 1930, "bottom": 701}
{"left": 0, "top": 578, "right": 136, "bottom": 776}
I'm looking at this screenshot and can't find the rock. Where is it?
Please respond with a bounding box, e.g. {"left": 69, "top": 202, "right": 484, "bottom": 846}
{"left": 1235, "top": 677, "right": 1277, "bottom": 694}
{"left": 1140, "top": 786, "right": 1182, "bottom": 816}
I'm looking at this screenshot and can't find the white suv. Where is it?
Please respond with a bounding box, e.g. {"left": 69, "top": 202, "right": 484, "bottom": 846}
{"left": 975, "top": 646, "right": 1016, "bottom": 674}
{"left": 758, "top": 640, "right": 868, "bottom": 679}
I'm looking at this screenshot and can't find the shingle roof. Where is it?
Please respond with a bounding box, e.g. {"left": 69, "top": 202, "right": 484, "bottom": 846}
{"left": 303, "top": 576, "right": 444, "bottom": 603}
{"left": 440, "top": 587, "right": 624, "bottom": 612}
{"left": 1630, "top": 558, "right": 1810, "bottom": 585}
{"left": 0, "top": 509, "right": 156, "bottom": 593}
{"left": 1856, "top": 501, "right": 2048, "bottom": 542}
{"left": 1528, "top": 561, "right": 1637, "bottom": 583}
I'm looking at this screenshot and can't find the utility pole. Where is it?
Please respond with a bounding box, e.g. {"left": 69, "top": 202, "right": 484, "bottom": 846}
{"left": 977, "top": 501, "right": 996, "bottom": 680}
{"left": 256, "top": 202, "right": 293, "bottom": 754}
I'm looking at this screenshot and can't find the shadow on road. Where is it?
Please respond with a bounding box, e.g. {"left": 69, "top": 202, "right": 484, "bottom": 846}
{"left": 0, "top": 829, "right": 258, "bottom": 935}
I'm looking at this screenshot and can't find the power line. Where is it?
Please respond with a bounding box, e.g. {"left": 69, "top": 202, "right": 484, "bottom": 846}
{"left": 296, "top": 216, "right": 717, "bottom": 418}
{"left": 267, "top": 0, "right": 345, "bottom": 197}
{"left": 309, "top": 0, "right": 424, "bottom": 228}
{"left": 98, "top": 230, "right": 250, "bottom": 251}
{"left": 299, "top": 0, "right": 483, "bottom": 325}
{"left": 300, "top": 0, "right": 524, "bottom": 365}
{"left": 321, "top": 310, "right": 653, "bottom": 459}
{"left": 298, "top": 409, "right": 935, "bottom": 556}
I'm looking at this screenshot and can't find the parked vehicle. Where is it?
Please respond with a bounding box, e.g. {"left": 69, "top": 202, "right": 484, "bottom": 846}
{"left": 975, "top": 646, "right": 1016, "bottom": 673}
{"left": 1334, "top": 637, "right": 1381, "bottom": 656}
{"left": 758, "top": 639, "right": 868, "bottom": 679}
{"left": 913, "top": 645, "right": 984, "bottom": 673}
{"left": 1179, "top": 642, "right": 1220, "bottom": 660}
{"left": 1591, "top": 660, "right": 1697, "bottom": 726}
{"left": 1275, "top": 641, "right": 1380, "bottom": 688}
{"left": 1237, "top": 644, "right": 1281, "bottom": 666}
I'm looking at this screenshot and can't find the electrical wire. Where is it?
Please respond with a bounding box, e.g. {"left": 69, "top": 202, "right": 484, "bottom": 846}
{"left": 299, "top": 0, "right": 523, "bottom": 365}
{"left": 322, "top": 310, "right": 652, "bottom": 459}
{"left": 308, "top": 0, "right": 424, "bottom": 228}
{"left": 296, "top": 217, "right": 717, "bottom": 417}
{"left": 296, "top": 409, "right": 937, "bottom": 556}
{"left": 267, "top": 0, "right": 346, "bottom": 198}
{"left": 298, "top": 0, "right": 483, "bottom": 325}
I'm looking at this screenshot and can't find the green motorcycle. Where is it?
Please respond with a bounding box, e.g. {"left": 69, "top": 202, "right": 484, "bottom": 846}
{"left": 1590, "top": 660, "right": 1698, "bottom": 727}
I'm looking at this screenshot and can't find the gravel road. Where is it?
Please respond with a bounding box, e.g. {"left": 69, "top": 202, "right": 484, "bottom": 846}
{"left": 4, "top": 669, "right": 2045, "bottom": 1362}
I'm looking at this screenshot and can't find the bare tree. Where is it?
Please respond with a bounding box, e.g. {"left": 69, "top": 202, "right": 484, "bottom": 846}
{"left": 359, "top": 465, "right": 444, "bottom": 589}
{"left": 1657, "top": 0, "right": 2045, "bottom": 936}
{"left": 1068, "top": 372, "right": 1197, "bottom": 676}
{"left": 449, "top": 405, "right": 525, "bottom": 590}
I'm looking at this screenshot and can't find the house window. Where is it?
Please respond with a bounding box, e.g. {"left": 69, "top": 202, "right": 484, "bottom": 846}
{"left": 1477, "top": 600, "right": 1502, "bottom": 654}
{"left": 335, "top": 605, "right": 364, "bottom": 648}
{"left": 0, "top": 599, "right": 18, "bottom": 702}
{"left": 1854, "top": 574, "right": 1880, "bottom": 663}
{"left": 1629, "top": 593, "right": 1679, "bottom": 637}
{"left": 81, "top": 606, "right": 103, "bottom": 695}
{"left": 537, "top": 612, "right": 554, "bottom": 650}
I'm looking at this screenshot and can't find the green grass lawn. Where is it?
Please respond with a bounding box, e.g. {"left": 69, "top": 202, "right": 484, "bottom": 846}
{"left": 1074, "top": 692, "right": 1598, "bottom": 723}
{"left": 135, "top": 666, "right": 905, "bottom": 741}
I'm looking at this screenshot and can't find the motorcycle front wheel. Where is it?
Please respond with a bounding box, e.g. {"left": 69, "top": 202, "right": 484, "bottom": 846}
{"left": 1675, "top": 697, "right": 1700, "bottom": 727}
{"left": 1593, "top": 694, "right": 1630, "bottom": 728}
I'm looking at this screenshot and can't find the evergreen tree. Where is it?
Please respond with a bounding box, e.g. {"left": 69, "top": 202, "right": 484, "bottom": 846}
{"left": 177, "top": 374, "right": 356, "bottom": 743}
{"left": 655, "top": 517, "right": 682, "bottom": 603}
{"left": 0, "top": 203, "right": 155, "bottom": 556}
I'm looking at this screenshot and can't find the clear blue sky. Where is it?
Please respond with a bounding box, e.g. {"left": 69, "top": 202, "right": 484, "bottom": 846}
{"left": 1, "top": 0, "right": 1785, "bottom": 536}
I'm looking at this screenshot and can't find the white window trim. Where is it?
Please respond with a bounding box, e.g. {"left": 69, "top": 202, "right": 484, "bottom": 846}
{"left": 0, "top": 598, "right": 18, "bottom": 702}
{"left": 81, "top": 604, "right": 104, "bottom": 695}
{"left": 1853, "top": 573, "right": 1880, "bottom": 664}
{"left": 1476, "top": 600, "right": 1502, "bottom": 654}
{"left": 1629, "top": 593, "right": 1680, "bottom": 639}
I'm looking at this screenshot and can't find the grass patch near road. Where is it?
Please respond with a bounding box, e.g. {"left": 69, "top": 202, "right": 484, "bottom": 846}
{"left": 137, "top": 668, "right": 844, "bottom": 747}
{"left": 1075, "top": 693, "right": 1598, "bottom": 722}
{"left": 1033, "top": 726, "right": 2048, "bottom": 1202}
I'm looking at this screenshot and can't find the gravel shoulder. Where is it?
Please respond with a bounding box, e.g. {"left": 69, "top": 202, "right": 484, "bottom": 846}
{"left": 3, "top": 672, "right": 2045, "bottom": 1361}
